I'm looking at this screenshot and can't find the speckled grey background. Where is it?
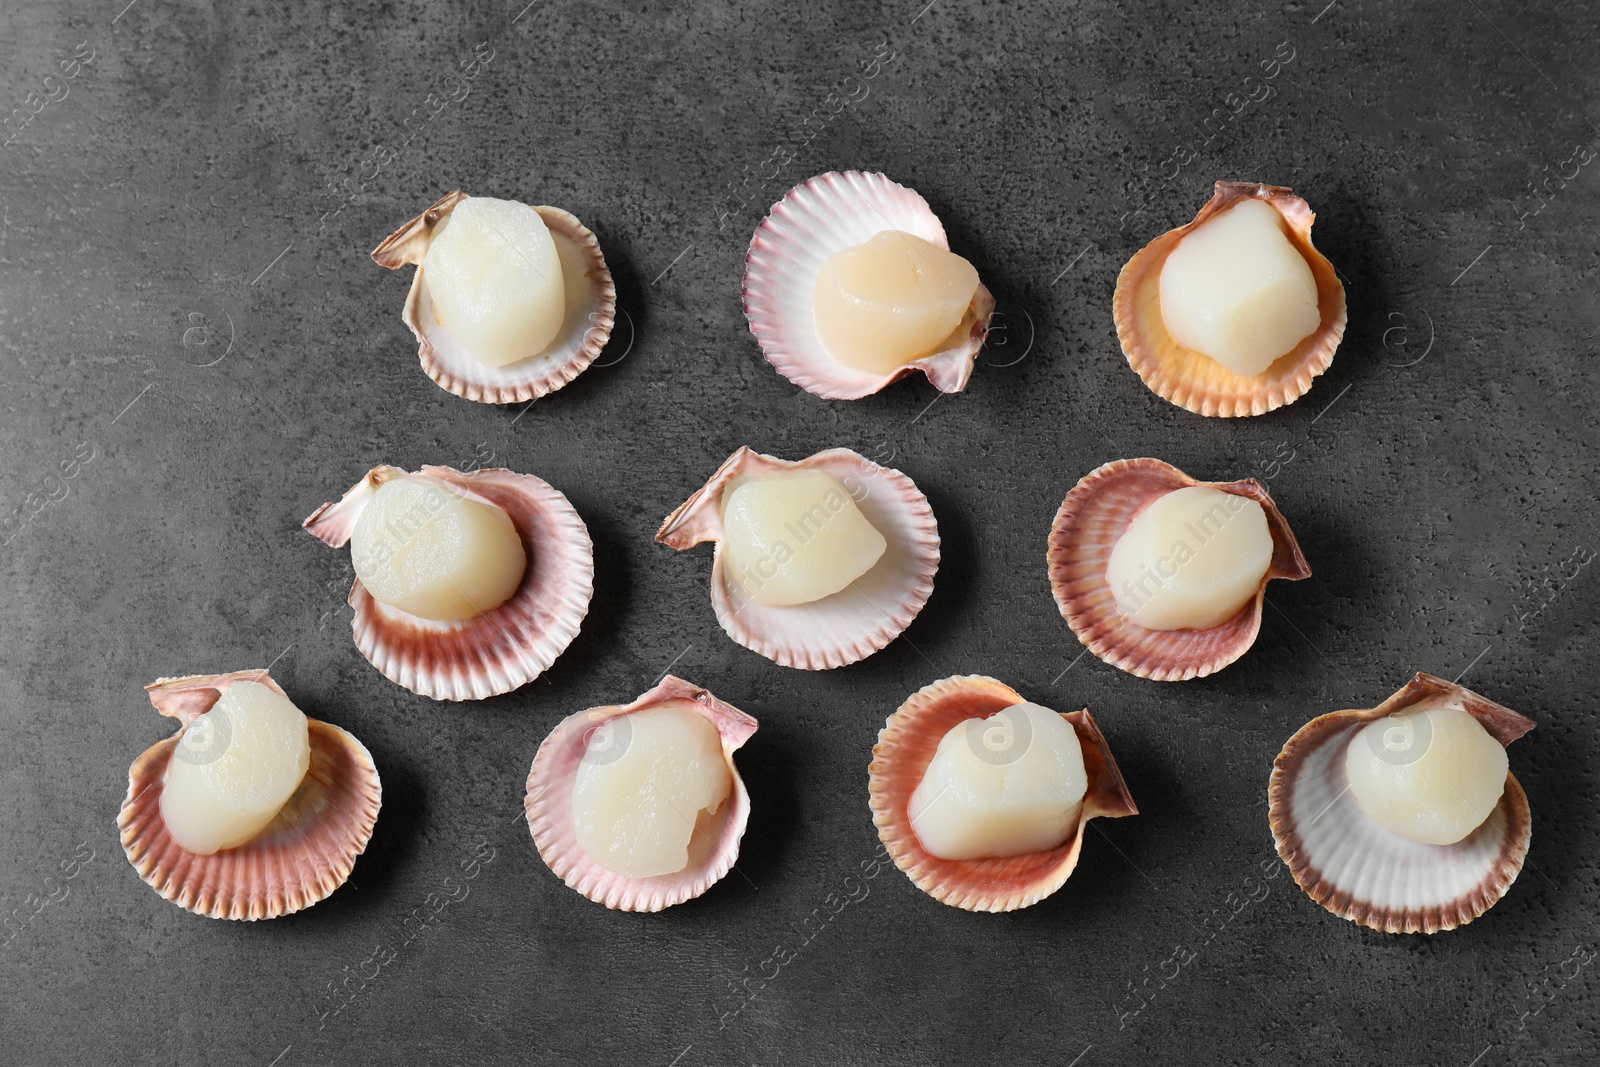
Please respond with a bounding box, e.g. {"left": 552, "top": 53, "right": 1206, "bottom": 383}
{"left": 1, "top": 0, "right": 1596, "bottom": 1064}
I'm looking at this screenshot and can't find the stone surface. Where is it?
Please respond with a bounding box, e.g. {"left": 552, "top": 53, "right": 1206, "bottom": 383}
{"left": 1, "top": 1, "right": 1597, "bottom": 1064}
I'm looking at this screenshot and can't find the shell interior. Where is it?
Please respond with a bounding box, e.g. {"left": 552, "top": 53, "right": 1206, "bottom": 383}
{"left": 118, "top": 670, "right": 382, "bottom": 921}
{"left": 303, "top": 465, "right": 594, "bottom": 701}
{"left": 1113, "top": 181, "right": 1347, "bottom": 418}
{"left": 656, "top": 446, "right": 939, "bottom": 670}
{"left": 372, "top": 190, "right": 617, "bottom": 406}
{"left": 524, "top": 675, "right": 758, "bottom": 912}
{"left": 868, "top": 675, "right": 1137, "bottom": 913}
{"left": 1268, "top": 673, "right": 1534, "bottom": 934}
{"left": 1047, "top": 457, "right": 1310, "bottom": 681}
{"left": 743, "top": 170, "right": 996, "bottom": 400}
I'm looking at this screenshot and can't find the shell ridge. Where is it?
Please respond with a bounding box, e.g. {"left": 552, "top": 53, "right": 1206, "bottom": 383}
{"left": 145, "top": 669, "right": 288, "bottom": 722}
{"left": 1066, "top": 708, "right": 1139, "bottom": 819}
{"left": 370, "top": 189, "right": 466, "bottom": 268}
{"left": 302, "top": 467, "right": 403, "bottom": 548}
{"left": 655, "top": 447, "right": 756, "bottom": 549}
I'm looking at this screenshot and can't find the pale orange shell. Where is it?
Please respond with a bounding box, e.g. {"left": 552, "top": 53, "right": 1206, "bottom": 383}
{"left": 1114, "top": 181, "right": 1346, "bottom": 417}
{"left": 524, "top": 675, "right": 758, "bottom": 912}
{"left": 371, "top": 190, "right": 617, "bottom": 405}
{"left": 656, "top": 446, "right": 939, "bottom": 669}
{"left": 1047, "top": 458, "right": 1310, "bottom": 681}
{"left": 743, "top": 171, "right": 996, "bottom": 399}
{"left": 303, "top": 464, "right": 593, "bottom": 701}
{"left": 869, "top": 675, "right": 1137, "bottom": 912}
{"left": 1269, "top": 673, "right": 1534, "bottom": 934}
{"left": 118, "top": 670, "right": 381, "bottom": 921}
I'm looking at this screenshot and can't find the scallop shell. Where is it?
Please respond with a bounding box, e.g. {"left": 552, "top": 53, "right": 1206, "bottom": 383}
{"left": 868, "top": 675, "right": 1137, "bottom": 912}
{"left": 117, "top": 670, "right": 381, "bottom": 921}
{"left": 656, "top": 446, "right": 939, "bottom": 670}
{"left": 524, "top": 675, "right": 758, "bottom": 912}
{"left": 742, "top": 171, "right": 997, "bottom": 400}
{"left": 1114, "top": 181, "right": 1347, "bottom": 417}
{"left": 371, "top": 190, "right": 617, "bottom": 405}
{"left": 303, "top": 464, "right": 593, "bottom": 701}
{"left": 1268, "top": 673, "right": 1535, "bottom": 934}
{"left": 1048, "top": 457, "right": 1310, "bottom": 681}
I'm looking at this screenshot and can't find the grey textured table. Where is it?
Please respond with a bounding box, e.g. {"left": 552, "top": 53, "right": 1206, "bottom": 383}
{"left": 2, "top": 1, "right": 1596, "bottom": 1064}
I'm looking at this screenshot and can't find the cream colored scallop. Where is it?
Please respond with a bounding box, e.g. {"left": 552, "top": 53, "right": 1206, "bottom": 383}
{"left": 909, "top": 702, "right": 1087, "bottom": 861}
{"left": 423, "top": 196, "right": 566, "bottom": 366}
{"left": 350, "top": 474, "right": 526, "bottom": 621}
{"left": 1344, "top": 701, "right": 1509, "bottom": 846}
{"left": 570, "top": 704, "right": 732, "bottom": 879}
{"left": 813, "top": 230, "right": 979, "bottom": 373}
{"left": 720, "top": 469, "right": 888, "bottom": 607}
{"left": 159, "top": 681, "right": 311, "bottom": 856}
{"left": 1158, "top": 198, "right": 1321, "bottom": 376}
{"left": 1106, "top": 486, "right": 1272, "bottom": 631}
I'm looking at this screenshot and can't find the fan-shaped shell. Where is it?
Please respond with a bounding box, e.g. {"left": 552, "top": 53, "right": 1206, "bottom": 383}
{"left": 1047, "top": 457, "right": 1310, "bottom": 681}
{"left": 117, "top": 670, "right": 381, "bottom": 921}
{"left": 524, "top": 675, "right": 758, "bottom": 912}
{"left": 1268, "top": 673, "right": 1534, "bottom": 934}
{"left": 656, "top": 446, "right": 939, "bottom": 669}
{"left": 743, "top": 171, "right": 996, "bottom": 400}
{"left": 303, "top": 464, "right": 593, "bottom": 701}
{"left": 868, "top": 675, "right": 1137, "bottom": 912}
{"left": 371, "top": 190, "right": 617, "bottom": 405}
{"left": 1114, "top": 181, "right": 1346, "bottom": 417}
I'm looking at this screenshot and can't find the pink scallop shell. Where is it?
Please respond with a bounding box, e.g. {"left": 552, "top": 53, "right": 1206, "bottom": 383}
{"left": 742, "top": 171, "right": 996, "bottom": 400}
{"left": 868, "top": 675, "right": 1137, "bottom": 912}
{"left": 118, "top": 670, "right": 382, "bottom": 921}
{"left": 1047, "top": 458, "right": 1310, "bottom": 681}
{"left": 1114, "top": 181, "right": 1347, "bottom": 418}
{"left": 1268, "top": 673, "right": 1534, "bottom": 934}
{"left": 303, "top": 464, "right": 594, "bottom": 701}
{"left": 524, "top": 675, "right": 758, "bottom": 912}
{"left": 656, "top": 446, "right": 939, "bottom": 670}
{"left": 371, "top": 190, "right": 617, "bottom": 405}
